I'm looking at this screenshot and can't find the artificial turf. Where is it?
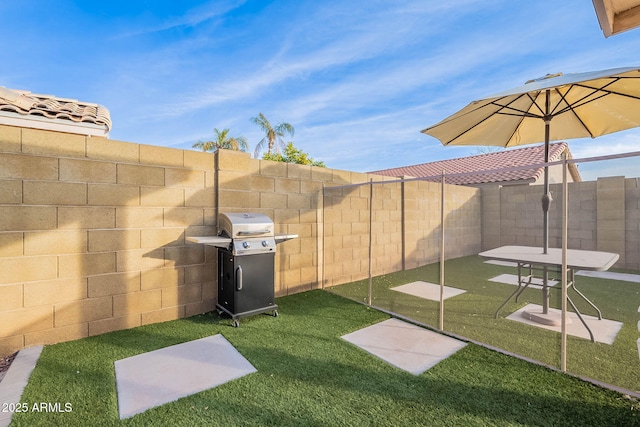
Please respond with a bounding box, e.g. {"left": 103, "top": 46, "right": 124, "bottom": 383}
{"left": 10, "top": 290, "right": 640, "bottom": 426}
{"left": 329, "top": 255, "right": 640, "bottom": 394}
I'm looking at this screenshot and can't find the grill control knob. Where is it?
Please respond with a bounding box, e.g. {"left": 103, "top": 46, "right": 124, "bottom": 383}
{"left": 262, "top": 240, "right": 269, "bottom": 247}
{"left": 243, "top": 241, "right": 250, "bottom": 249}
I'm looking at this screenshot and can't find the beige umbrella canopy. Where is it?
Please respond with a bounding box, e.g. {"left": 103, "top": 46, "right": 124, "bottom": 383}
{"left": 422, "top": 67, "right": 640, "bottom": 148}
{"left": 422, "top": 66, "right": 640, "bottom": 252}
{"left": 423, "top": 67, "right": 640, "bottom": 355}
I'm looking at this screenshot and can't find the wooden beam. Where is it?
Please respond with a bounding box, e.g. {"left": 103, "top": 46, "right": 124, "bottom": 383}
{"left": 613, "top": 4, "right": 640, "bottom": 34}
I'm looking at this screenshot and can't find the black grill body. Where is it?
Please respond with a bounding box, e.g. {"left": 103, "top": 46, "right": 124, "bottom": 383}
{"left": 216, "top": 248, "right": 277, "bottom": 326}
{"left": 187, "top": 212, "right": 296, "bottom": 327}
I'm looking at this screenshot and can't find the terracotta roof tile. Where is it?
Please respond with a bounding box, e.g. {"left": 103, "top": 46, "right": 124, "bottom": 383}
{"left": 0, "top": 86, "right": 111, "bottom": 135}
{"left": 370, "top": 142, "right": 581, "bottom": 185}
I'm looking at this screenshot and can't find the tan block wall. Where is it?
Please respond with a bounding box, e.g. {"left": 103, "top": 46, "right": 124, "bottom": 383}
{"left": 216, "top": 150, "right": 470, "bottom": 293}
{"left": 322, "top": 176, "right": 482, "bottom": 287}
{"left": 323, "top": 182, "right": 373, "bottom": 286}
{"left": 2, "top": 123, "right": 636, "bottom": 356}
{"left": 625, "top": 178, "right": 640, "bottom": 270}
{"left": 0, "top": 125, "right": 216, "bottom": 356}
{"left": 597, "top": 177, "right": 626, "bottom": 264}
{"left": 481, "top": 177, "right": 638, "bottom": 269}
{"left": 216, "top": 150, "right": 338, "bottom": 295}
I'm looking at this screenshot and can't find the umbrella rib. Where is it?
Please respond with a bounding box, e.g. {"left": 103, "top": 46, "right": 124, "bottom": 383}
{"left": 552, "top": 87, "right": 598, "bottom": 138}
{"left": 574, "top": 80, "right": 640, "bottom": 102}
{"left": 550, "top": 82, "right": 608, "bottom": 116}
{"left": 490, "top": 93, "right": 543, "bottom": 119}
{"left": 548, "top": 77, "right": 640, "bottom": 137}
{"left": 453, "top": 93, "right": 544, "bottom": 146}
{"left": 489, "top": 93, "right": 544, "bottom": 146}
{"left": 426, "top": 72, "right": 640, "bottom": 146}
{"left": 553, "top": 78, "right": 640, "bottom": 115}
{"left": 525, "top": 91, "right": 546, "bottom": 117}
{"left": 438, "top": 94, "right": 538, "bottom": 145}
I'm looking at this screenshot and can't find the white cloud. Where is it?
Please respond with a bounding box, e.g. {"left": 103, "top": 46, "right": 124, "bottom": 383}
{"left": 113, "top": 0, "right": 247, "bottom": 39}
{"left": 569, "top": 131, "right": 640, "bottom": 159}
{"left": 144, "top": 0, "right": 500, "bottom": 121}
{"left": 7, "top": 0, "right": 640, "bottom": 181}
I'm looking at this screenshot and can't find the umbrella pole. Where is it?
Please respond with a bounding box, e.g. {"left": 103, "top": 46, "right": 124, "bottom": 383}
{"left": 542, "top": 89, "right": 551, "bottom": 255}
{"left": 561, "top": 153, "right": 568, "bottom": 371}
{"left": 439, "top": 171, "right": 445, "bottom": 331}
{"left": 541, "top": 89, "right": 552, "bottom": 313}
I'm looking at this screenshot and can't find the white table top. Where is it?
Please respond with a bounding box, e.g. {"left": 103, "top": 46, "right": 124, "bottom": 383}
{"left": 479, "top": 245, "right": 619, "bottom": 271}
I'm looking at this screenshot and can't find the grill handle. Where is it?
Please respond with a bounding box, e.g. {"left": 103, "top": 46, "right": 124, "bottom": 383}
{"left": 236, "top": 230, "right": 271, "bottom": 236}
{"left": 236, "top": 265, "right": 243, "bottom": 291}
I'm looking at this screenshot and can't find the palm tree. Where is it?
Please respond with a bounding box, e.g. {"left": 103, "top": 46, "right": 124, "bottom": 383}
{"left": 192, "top": 128, "right": 249, "bottom": 152}
{"left": 250, "top": 113, "right": 295, "bottom": 158}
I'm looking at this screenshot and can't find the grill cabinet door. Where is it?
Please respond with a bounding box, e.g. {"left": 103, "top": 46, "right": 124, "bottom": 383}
{"left": 218, "top": 250, "right": 275, "bottom": 315}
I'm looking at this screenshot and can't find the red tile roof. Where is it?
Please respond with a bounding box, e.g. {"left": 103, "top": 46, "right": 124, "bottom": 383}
{"left": 0, "top": 86, "right": 111, "bottom": 136}
{"left": 370, "top": 142, "right": 581, "bottom": 185}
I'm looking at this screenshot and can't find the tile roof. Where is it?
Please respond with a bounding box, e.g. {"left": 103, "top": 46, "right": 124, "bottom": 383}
{"left": 0, "top": 86, "right": 111, "bottom": 136}
{"left": 370, "top": 142, "right": 581, "bottom": 185}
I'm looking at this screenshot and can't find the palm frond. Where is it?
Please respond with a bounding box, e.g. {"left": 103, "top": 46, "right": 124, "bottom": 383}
{"left": 251, "top": 112, "right": 295, "bottom": 157}
{"left": 192, "top": 140, "right": 217, "bottom": 152}
{"left": 253, "top": 137, "right": 269, "bottom": 158}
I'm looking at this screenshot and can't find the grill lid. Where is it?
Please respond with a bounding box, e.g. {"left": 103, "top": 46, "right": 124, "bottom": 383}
{"left": 218, "top": 212, "right": 274, "bottom": 239}
{"left": 187, "top": 212, "right": 297, "bottom": 256}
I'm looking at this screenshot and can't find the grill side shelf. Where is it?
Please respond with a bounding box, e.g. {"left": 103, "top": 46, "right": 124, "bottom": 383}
{"left": 186, "top": 236, "right": 232, "bottom": 248}
{"left": 274, "top": 234, "right": 299, "bottom": 243}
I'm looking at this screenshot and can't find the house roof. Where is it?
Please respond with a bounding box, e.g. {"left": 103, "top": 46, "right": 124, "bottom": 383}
{"left": 0, "top": 86, "right": 111, "bottom": 137}
{"left": 370, "top": 142, "right": 582, "bottom": 186}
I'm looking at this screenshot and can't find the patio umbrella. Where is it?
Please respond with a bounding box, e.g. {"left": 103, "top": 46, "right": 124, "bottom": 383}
{"left": 421, "top": 66, "right": 640, "bottom": 253}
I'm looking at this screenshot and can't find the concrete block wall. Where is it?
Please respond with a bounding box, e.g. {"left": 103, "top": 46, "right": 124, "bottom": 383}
{"left": 625, "top": 178, "right": 640, "bottom": 270}
{"left": 370, "top": 180, "right": 404, "bottom": 277}
{"left": 323, "top": 183, "right": 373, "bottom": 287}
{"left": 2, "top": 123, "right": 636, "bottom": 355}
{"left": 230, "top": 161, "right": 484, "bottom": 290}
{"left": 403, "top": 179, "right": 481, "bottom": 269}
{"left": 482, "top": 177, "right": 638, "bottom": 269}
{"left": 217, "top": 150, "right": 374, "bottom": 293}
{"left": 597, "top": 177, "right": 626, "bottom": 265}
{"left": 480, "top": 186, "right": 501, "bottom": 250}
{"left": 322, "top": 177, "right": 482, "bottom": 287}
{"left": 0, "top": 125, "right": 217, "bottom": 356}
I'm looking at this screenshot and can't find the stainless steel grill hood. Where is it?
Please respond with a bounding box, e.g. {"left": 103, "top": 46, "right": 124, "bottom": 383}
{"left": 187, "top": 212, "right": 297, "bottom": 256}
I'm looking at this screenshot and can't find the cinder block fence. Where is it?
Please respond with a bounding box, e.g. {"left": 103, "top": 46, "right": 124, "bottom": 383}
{"left": 0, "top": 125, "right": 637, "bottom": 355}
{"left": 0, "top": 126, "right": 219, "bottom": 355}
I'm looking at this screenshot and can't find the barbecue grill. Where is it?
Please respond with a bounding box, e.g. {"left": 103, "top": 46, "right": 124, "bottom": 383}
{"left": 187, "top": 212, "right": 297, "bottom": 327}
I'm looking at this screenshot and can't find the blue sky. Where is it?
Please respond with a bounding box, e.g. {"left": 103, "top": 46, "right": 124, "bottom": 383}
{"left": 1, "top": 1, "right": 639, "bottom": 180}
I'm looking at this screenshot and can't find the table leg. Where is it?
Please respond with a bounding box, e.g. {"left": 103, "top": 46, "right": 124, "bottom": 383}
{"left": 514, "top": 264, "right": 532, "bottom": 302}
{"left": 563, "top": 269, "right": 598, "bottom": 342}
{"left": 495, "top": 262, "right": 532, "bottom": 318}
{"left": 569, "top": 270, "right": 602, "bottom": 320}
{"left": 567, "top": 295, "right": 595, "bottom": 343}
{"left": 495, "top": 286, "right": 524, "bottom": 319}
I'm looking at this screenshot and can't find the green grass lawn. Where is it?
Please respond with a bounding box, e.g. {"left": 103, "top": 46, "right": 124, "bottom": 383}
{"left": 329, "top": 255, "right": 640, "bottom": 394}
{"left": 10, "top": 290, "right": 640, "bottom": 426}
